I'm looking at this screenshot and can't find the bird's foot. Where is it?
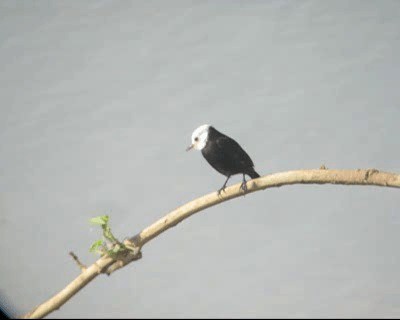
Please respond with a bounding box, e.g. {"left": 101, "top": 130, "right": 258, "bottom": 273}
{"left": 217, "top": 186, "right": 226, "bottom": 196}
{"left": 240, "top": 181, "right": 248, "bottom": 193}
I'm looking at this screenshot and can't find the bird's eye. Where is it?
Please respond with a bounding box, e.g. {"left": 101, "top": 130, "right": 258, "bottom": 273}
{"left": 194, "top": 137, "right": 199, "bottom": 142}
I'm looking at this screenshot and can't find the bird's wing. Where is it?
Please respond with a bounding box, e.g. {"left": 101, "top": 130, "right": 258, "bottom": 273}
{"left": 214, "top": 135, "right": 255, "bottom": 168}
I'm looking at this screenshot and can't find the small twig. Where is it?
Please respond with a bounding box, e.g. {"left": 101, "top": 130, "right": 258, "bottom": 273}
{"left": 69, "top": 252, "right": 87, "bottom": 272}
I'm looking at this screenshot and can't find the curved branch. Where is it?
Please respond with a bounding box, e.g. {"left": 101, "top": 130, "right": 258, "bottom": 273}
{"left": 22, "top": 168, "right": 400, "bottom": 319}
{"left": 129, "top": 168, "right": 399, "bottom": 248}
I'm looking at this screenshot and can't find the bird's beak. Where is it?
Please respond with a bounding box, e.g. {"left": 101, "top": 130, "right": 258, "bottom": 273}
{"left": 186, "top": 144, "right": 194, "bottom": 152}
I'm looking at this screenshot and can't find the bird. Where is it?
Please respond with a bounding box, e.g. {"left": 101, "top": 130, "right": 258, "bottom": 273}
{"left": 186, "top": 124, "right": 260, "bottom": 194}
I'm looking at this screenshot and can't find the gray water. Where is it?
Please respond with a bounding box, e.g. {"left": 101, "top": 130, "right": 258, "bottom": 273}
{"left": 1, "top": 1, "right": 400, "bottom": 318}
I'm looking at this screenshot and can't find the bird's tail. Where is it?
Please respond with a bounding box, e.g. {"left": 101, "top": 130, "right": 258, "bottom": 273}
{"left": 247, "top": 168, "right": 260, "bottom": 179}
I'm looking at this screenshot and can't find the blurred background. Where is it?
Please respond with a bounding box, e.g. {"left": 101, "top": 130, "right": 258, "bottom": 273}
{"left": 1, "top": 0, "right": 399, "bottom": 318}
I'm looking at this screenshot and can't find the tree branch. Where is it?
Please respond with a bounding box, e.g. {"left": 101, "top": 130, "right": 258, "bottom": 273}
{"left": 22, "top": 168, "right": 400, "bottom": 319}
{"left": 128, "top": 168, "right": 399, "bottom": 248}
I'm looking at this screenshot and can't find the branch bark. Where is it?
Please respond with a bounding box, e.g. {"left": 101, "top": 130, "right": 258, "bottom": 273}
{"left": 22, "top": 168, "right": 400, "bottom": 319}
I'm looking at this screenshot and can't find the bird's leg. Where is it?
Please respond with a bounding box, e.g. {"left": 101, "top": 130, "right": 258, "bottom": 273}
{"left": 218, "top": 175, "right": 231, "bottom": 195}
{"left": 240, "top": 174, "right": 248, "bottom": 192}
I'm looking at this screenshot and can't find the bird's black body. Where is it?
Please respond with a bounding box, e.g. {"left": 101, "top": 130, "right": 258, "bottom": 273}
{"left": 201, "top": 126, "right": 260, "bottom": 193}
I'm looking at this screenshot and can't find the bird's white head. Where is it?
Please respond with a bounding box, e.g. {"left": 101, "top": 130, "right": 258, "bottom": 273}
{"left": 186, "top": 124, "right": 210, "bottom": 151}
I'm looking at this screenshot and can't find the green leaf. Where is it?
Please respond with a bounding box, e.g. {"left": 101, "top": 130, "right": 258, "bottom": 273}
{"left": 88, "top": 214, "right": 126, "bottom": 257}
{"left": 89, "top": 215, "right": 109, "bottom": 226}
{"left": 89, "top": 239, "right": 104, "bottom": 253}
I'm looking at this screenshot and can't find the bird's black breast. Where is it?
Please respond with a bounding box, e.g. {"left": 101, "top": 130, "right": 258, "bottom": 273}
{"left": 201, "top": 127, "right": 255, "bottom": 177}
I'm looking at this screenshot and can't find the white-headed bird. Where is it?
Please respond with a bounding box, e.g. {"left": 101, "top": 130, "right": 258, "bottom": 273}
{"left": 187, "top": 124, "right": 260, "bottom": 194}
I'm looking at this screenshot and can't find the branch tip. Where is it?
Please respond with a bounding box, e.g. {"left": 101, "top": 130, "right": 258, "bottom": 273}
{"left": 69, "top": 252, "right": 87, "bottom": 272}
